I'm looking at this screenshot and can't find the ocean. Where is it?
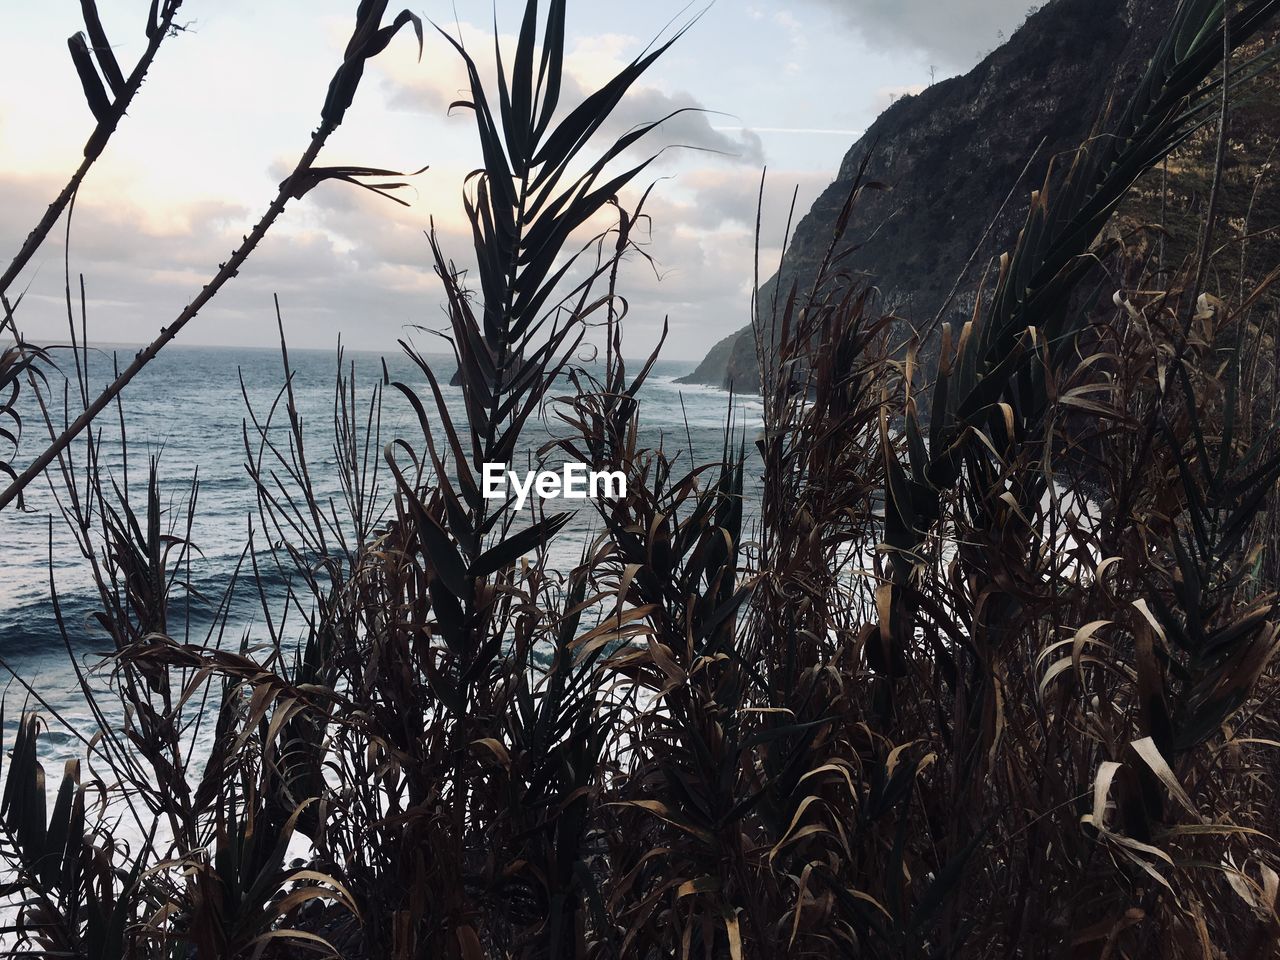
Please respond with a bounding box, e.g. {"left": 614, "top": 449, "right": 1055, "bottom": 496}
{"left": 0, "top": 343, "right": 761, "bottom": 763}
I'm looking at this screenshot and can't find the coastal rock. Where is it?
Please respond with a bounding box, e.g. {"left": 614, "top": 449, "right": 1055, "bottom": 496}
{"left": 680, "top": 0, "right": 1176, "bottom": 391}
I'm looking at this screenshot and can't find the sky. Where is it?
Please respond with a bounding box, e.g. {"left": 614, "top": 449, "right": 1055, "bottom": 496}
{"left": 0, "top": 0, "right": 1032, "bottom": 360}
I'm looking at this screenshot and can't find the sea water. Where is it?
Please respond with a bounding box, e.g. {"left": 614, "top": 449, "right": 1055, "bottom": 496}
{"left": 0, "top": 343, "right": 762, "bottom": 771}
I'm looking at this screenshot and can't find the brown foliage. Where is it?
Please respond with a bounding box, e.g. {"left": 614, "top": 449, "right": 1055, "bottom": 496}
{"left": 4, "top": 1, "right": 1280, "bottom": 958}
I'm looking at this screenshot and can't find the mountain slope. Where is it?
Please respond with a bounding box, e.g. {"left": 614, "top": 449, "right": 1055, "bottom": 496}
{"left": 680, "top": 0, "right": 1177, "bottom": 390}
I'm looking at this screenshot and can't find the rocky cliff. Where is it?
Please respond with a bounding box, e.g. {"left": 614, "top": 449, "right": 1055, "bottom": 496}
{"left": 680, "top": 0, "right": 1178, "bottom": 390}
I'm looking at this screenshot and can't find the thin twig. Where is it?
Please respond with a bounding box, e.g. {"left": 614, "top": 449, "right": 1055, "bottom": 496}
{"left": 0, "top": 122, "right": 334, "bottom": 514}
{"left": 0, "top": 2, "right": 186, "bottom": 298}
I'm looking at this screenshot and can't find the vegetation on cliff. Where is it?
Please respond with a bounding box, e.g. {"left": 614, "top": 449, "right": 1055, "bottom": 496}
{"left": 3, "top": 1, "right": 1280, "bottom": 957}
{"left": 682, "top": 0, "right": 1280, "bottom": 394}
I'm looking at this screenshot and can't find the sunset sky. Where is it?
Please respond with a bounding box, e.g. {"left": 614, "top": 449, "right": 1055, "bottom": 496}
{"left": 0, "top": 1, "right": 1031, "bottom": 359}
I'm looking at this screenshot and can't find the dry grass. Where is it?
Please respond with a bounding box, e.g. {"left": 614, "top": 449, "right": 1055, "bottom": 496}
{"left": 3, "top": 0, "right": 1280, "bottom": 957}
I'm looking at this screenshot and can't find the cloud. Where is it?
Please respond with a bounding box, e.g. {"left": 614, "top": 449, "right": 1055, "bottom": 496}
{"left": 606, "top": 87, "right": 764, "bottom": 166}
{"left": 0, "top": 16, "right": 825, "bottom": 365}
{"left": 660, "top": 168, "right": 830, "bottom": 234}
{"left": 0, "top": 168, "right": 448, "bottom": 352}
{"left": 378, "top": 23, "right": 763, "bottom": 166}
{"left": 801, "top": 0, "right": 1033, "bottom": 68}
{"left": 0, "top": 157, "right": 823, "bottom": 361}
